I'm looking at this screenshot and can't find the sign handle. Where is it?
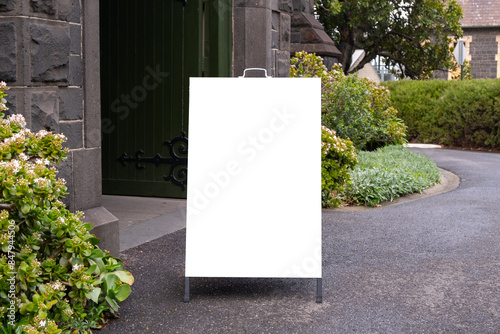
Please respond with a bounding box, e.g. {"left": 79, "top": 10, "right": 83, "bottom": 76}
{"left": 239, "top": 68, "right": 271, "bottom": 78}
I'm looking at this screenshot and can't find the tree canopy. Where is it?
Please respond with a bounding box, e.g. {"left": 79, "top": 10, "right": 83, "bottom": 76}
{"left": 315, "top": 0, "right": 463, "bottom": 79}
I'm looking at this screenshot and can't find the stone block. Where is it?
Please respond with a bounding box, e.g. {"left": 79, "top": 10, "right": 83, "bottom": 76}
{"left": 276, "top": 50, "right": 290, "bottom": 77}
{"left": 0, "top": 21, "right": 16, "bottom": 82}
{"left": 59, "top": 121, "right": 82, "bottom": 149}
{"left": 83, "top": 206, "right": 120, "bottom": 257}
{"left": 72, "top": 148, "right": 102, "bottom": 211}
{"left": 272, "top": 30, "right": 279, "bottom": 49}
{"left": 31, "top": 91, "right": 58, "bottom": 132}
{"left": 278, "top": 0, "right": 292, "bottom": 13}
{"left": 0, "top": 0, "right": 16, "bottom": 12}
{"left": 272, "top": 10, "right": 279, "bottom": 31}
{"left": 59, "top": 87, "right": 83, "bottom": 120}
{"left": 68, "top": 55, "right": 82, "bottom": 86}
{"left": 290, "top": 31, "right": 300, "bottom": 44}
{"left": 30, "top": 21, "right": 70, "bottom": 83}
{"left": 280, "top": 13, "right": 291, "bottom": 51}
{"left": 57, "top": 0, "right": 80, "bottom": 23}
{"left": 300, "top": 27, "right": 321, "bottom": 43}
{"left": 30, "top": 0, "right": 55, "bottom": 15}
{"left": 292, "top": 0, "right": 301, "bottom": 11}
{"left": 302, "top": 0, "right": 313, "bottom": 13}
{"left": 69, "top": 24, "right": 81, "bottom": 54}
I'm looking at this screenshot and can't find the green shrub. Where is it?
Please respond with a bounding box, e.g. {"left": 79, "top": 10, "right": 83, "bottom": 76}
{"left": 0, "top": 82, "right": 133, "bottom": 334}
{"left": 437, "top": 79, "right": 500, "bottom": 148}
{"left": 384, "top": 79, "right": 450, "bottom": 142}
{"left": 321, "top": 126, "right": 357, "bottom": 207}
{"left": 291, "top": 51, "right": 407, "bottom": 150}
{"left": 343, "top": 145, "right": 441, "bottom": 207}
{"left": 386, "top": 79, "right": 500, "bottom": 149}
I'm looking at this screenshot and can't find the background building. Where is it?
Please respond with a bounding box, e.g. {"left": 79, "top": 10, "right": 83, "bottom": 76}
{"left": 435, "top": 0, "right": 500, "bottom": 79}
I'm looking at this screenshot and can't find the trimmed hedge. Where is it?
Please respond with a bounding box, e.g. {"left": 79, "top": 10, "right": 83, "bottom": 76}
{"left": 385, "top": 79, "right": 500, "bottom": 149}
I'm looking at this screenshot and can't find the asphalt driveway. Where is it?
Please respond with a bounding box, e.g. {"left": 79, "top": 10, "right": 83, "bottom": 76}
{"left": 100, "top": 148, "right": 500, "bottom": 334}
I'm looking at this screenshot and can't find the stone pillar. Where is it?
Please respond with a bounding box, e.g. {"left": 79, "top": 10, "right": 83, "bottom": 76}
{"left": 233, "top": 0, "right": 292, "bottom": 77}
{"left": 0, "top": 0, "right": 119, "bottom": 256}
{"left": 290, "top": 0, "right": 341, "bottom": 68}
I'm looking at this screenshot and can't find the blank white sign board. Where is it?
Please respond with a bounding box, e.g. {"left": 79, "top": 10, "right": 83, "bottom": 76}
{"left": 186, "top": 77, "right": 321, "bottom": 278}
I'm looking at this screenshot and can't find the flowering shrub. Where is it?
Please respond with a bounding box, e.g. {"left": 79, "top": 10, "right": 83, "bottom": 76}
{"left": 321, "top": 126, "right": 357, "bottom": 207}
{"left": 0, "top": 82, "right": 133, "bottom": 334}
{"left": 291, "top": 51, "right": 407, "bottom": 151}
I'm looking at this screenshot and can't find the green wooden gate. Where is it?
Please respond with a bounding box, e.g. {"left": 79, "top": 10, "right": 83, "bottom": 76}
{"left": 100, "top": 0, "right": 231, "bottom": 198}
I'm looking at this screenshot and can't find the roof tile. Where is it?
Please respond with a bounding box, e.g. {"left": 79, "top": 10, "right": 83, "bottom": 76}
{"left": 456, "top": 0, "right": 500, "bottom": 27}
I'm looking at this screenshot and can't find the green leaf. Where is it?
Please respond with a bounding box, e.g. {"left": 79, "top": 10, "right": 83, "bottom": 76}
{"left": 26, "top": 302, "right": 34, "bottom": 312}
{"left": 112, "top": 270, "right": 134, "bottom": 285}
{"left": 114, "top": 284, "right": 131, "bottom": 302}
{"left": 88, "top": 236, "right": 100, "bottom": 246}
{"left": 85, "top": 287, "right": 101, "bottom": 303}
{"left": 59, "top": 256, "right": 69, "bottom": 267}
{"left": 105, "top": 296, "right": 119, "bottom": 312}
{"left": 83, "top": 222, "right": 94, "bottom": 231}
{"left": 101, "top": 273, "right": 119, "bottom": 293}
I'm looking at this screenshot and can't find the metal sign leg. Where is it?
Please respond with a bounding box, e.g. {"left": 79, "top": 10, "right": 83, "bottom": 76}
{"left": 184, "top": 277, "right": 190, "bottom": 302}
{"left": 316, "top": 278, "right": 323, "bottom": 303}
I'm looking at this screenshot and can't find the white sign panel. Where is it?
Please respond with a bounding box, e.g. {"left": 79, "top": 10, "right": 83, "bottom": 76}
{"left": 186, "top": 77, "right": 321, "bottom": 278}
{"left": 453, "top": 38, "right": 466, "bottom": 66}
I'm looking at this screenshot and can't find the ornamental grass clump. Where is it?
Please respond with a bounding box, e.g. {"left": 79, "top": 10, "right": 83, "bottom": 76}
{"left": 0, "top": 82, "right": 133, "bottom": 334}
{"left": 343, "top": 145, "right": 441, "bottom": 207}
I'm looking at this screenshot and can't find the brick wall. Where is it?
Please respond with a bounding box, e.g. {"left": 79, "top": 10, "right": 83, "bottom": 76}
{"left": 465, "top": 28, "right": 500, "bottom": 79}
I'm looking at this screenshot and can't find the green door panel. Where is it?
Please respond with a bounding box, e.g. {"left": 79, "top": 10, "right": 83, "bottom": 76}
{"left": 100, "top": 0, "right": 231, "bottom": 198}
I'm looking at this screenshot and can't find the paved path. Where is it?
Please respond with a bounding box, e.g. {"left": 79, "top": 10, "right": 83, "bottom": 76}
{"left": 100, "top": 148, "right": 500, "bottom": 334}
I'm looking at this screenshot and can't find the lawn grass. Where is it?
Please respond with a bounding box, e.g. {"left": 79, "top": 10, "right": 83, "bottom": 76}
{"left": 342, "top": 145, "right": 441, "bottom": 207}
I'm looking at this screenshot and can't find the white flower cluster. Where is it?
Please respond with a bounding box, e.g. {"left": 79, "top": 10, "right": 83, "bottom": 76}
{"left": 55, "top": 133, "right": 66, "bottom": 141}
{"left": 5, "top": 114, "right": 27, "bottom": 128}
{"left": 35, "top": 158, "right": 50, "bottom": 166}
{"left": 72, "top": 263, "right": 84, "bottom": 272}
{"left": 35, "top": 129, "right": 66, "bottom": 142}
{"left": 35, "top": 130, "right": 50, "bottom": 138}
{"left": 34, "top": 177, "right": 50, "bottom": 188}
{"left": 48, "top": 280, "right": 65, "bottom": 292}
{"left": 3, "top": 131, "right": 26, "bottom": 146}
{"left": 0, "top": 159, "right": 22, "bottom": 173}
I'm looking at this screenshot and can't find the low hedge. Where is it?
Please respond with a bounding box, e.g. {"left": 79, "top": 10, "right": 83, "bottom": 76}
{"left": 385, "top": 79, "right": 500, "bottom": 149}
